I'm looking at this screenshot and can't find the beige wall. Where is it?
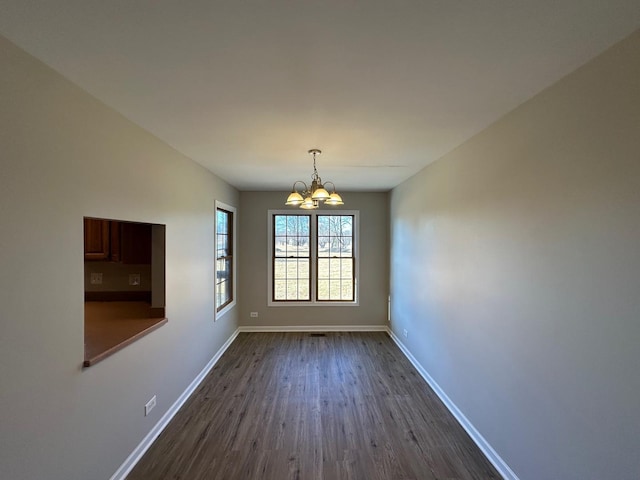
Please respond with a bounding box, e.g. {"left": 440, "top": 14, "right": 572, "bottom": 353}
{"left": 239, "top": 191, "right": 389, "bottom": 328}
{"left": 84, "top": 261, "right": 152, "bottom": 292}
{"left": 390, "top": 30, "right": 640, "bottom": 479}
{"left": 0, "top": 34, "right": 239, "bottom": 480}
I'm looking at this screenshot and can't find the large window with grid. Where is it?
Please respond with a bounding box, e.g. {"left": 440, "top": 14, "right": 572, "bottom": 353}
{"left": 216, "top": 201, "right": 236, "bottom": 318}
{"left": 269, "top": 210, "right": 358, "bottom": 305}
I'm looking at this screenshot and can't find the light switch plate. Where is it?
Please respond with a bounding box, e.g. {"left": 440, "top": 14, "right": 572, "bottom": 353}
{"left": 145, "top": 395, "right": 156, "bottom": 416}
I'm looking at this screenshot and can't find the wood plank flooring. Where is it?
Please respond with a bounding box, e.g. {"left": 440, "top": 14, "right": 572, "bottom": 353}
{"left": 127, "top": 332, "right": 499, "bottom": 480}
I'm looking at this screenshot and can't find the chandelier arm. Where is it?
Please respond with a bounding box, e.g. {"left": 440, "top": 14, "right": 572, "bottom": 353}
{"left": 323, "top": 181, "right": 336, "bottom": 193}
{"left": 291, "top": 180, "right": 309, "bottom": 193}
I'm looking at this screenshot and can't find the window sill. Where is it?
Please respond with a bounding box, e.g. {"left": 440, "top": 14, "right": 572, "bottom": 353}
{"left": 267, "top": 300, "right": 359, "bottom": 307}
{"left": 83, "top": 301, "right": 167, "bottom": 368}
{"left": 215, "top": 300, "right": 236, "bottom": 321}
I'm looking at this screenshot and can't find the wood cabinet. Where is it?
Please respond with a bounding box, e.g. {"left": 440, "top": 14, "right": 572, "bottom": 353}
{"left": 120, "top": 222, "right": 151, "bottom": 264}
{"left": 84, "top": 218, "right": 110, "bottom": 261}
{"left": 109, "top": 221, "right": 121, "bottom": 262}
{"left": 84, "top": 218, "right": 151, "bottom": 264}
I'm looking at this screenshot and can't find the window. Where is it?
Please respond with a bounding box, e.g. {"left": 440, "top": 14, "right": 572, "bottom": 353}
{"left": 273, "top": 215, "right": 311, "bottom": 301}
{"left": 216, "top": 202, "right": 236, "bottom": 318}
{"left": 269, "top": 210, "right": 358, "bottom": 305}
{"left": 317, "top": 214, "right": 354, "bottom": 301}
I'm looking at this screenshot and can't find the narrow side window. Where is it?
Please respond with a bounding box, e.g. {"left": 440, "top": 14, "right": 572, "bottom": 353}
{"left": 216, "top": 202, "right": 236, "bottom": 317}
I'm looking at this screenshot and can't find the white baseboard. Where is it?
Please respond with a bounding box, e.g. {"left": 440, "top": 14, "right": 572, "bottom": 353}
{"left": 110, "top": 328, "right": 240, "bottom": 480}
{"left": 387, "top": 329, "right": 520, "bottom": 480}
{"left": 239, "top": 324, "right": 388, "bottom": 332}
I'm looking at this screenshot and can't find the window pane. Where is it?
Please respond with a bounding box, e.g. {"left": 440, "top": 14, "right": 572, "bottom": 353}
{"left": 274, "top": 258, "right": 286, "bottom": 279}
{"left": 330, "top": 258, "right": 341, "bottom": 277}
{"left": 318, "top": 236, "right": 329, "bottom": 257}
{"left": 217, "top": 234, "right": 228, "bottom": 257}
{"left": 216, "top": 207, "right": 233, "bottom": 311}
{"left": 275, "top": 216, "right": 286, "bottom": 236}
{"left": 299, "top": 260, "right": 309, "bottom": 279}
{"left": 316, "top": 215, "right": 354, "bottom": 302}
{"left": 216, "top": 210, "right": 228, "bottom": 234}
{"left": 341, "top": 279, "right": 353, "bottom": 300}
{"left": 274, "top": 236, "right": 287, "bottom": 256}
{"left": 216, "top": 259, "right": 231, "bottom": 307}
{"left": 329, "top": 280, "right": 341, "bottom": 300}
{"left": 299, "top": 281, "right": 310, "bottom": 299}
{"left": 329, "top": 217, "right": 338, "bottom": 236}
{"left": 274, "top": 280, "right": 287, "bottom": 300}
{"left": 318, "top": 259, "right": 329, "bottom": 279}
{"left": 342, "top": 260, "right": 353, "bottom": 278}
{"left": 273, "top": 256, "right": 309, "bottom": 301}
{"left": 217, "top": 279, "right": 228, "bottom": 305}
{"left": 286, "top": 280, "right": 299, "bottom": 300}
{"left": 298, "top": 216, "right": 310, "bottom": 235}
{"left": 317, "top": 215, "right": 329, "bottom": 235}
{"left": 317, "top": 279, "right": 329, "bottom": 300}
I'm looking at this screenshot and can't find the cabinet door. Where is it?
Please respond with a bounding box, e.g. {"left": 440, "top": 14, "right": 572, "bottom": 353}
{"left": 109, "top": 221, "right": 121, "bottom": 262}
{"left": 120, "top": 222, "right": 152, "bottom": 264}
{"left": 84, "top": 218, "right": 110, "bottom": 261}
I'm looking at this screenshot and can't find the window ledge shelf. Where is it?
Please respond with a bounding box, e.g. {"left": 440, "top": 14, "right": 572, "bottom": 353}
{"left": 83, "top": 301, "right": 167, "bottom": 368}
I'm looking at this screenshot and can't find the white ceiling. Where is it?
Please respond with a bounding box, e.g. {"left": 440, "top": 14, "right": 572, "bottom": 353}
{"left": 1, "top": 1, "right": 639, "bottom": 191}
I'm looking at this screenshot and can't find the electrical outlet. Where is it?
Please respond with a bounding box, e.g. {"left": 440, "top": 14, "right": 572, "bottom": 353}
{"left": 403, "top": 329, "right": 408, "bottom": 338}
{"left": 145, "top": 395, "right": 156, "bottom": 416}
{"left": 129, "top": 274, "right": 141, "bottom": 286}
{"left": 90, "top": 273, "right": 103, "bottom": 285}
{"left": 250, "top": 312, "right": 258, "bottom": 318}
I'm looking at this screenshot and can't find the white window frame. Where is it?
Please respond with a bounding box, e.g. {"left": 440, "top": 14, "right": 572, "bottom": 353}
{"left": 267, "top": 209, "right": 359, "bottom": 307}
{"left": 215, "top": 201, "right": 237, "bottom": 320}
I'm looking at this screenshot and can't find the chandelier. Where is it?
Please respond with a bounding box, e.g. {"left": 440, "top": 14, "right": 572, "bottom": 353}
{"left": 285, "top": 149, "right": 344, "bottom": 209}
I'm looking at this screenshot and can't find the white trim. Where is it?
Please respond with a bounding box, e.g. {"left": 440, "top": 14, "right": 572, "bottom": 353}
{"left": 215, "top": 201, "right": 237, "bottom": 321}
{"left": 239, "top": 324, "right": 387, "bottom": 333}
{"left": 109, "top": 328, "right": 240, "bottom": 480}
{"left": 387, "top": 329, "right": 520, "bottom": 480}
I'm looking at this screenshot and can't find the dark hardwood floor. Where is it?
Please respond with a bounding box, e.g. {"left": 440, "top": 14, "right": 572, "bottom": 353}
{"left": 127, "top": 332, "right": 499, "bottom": 479}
